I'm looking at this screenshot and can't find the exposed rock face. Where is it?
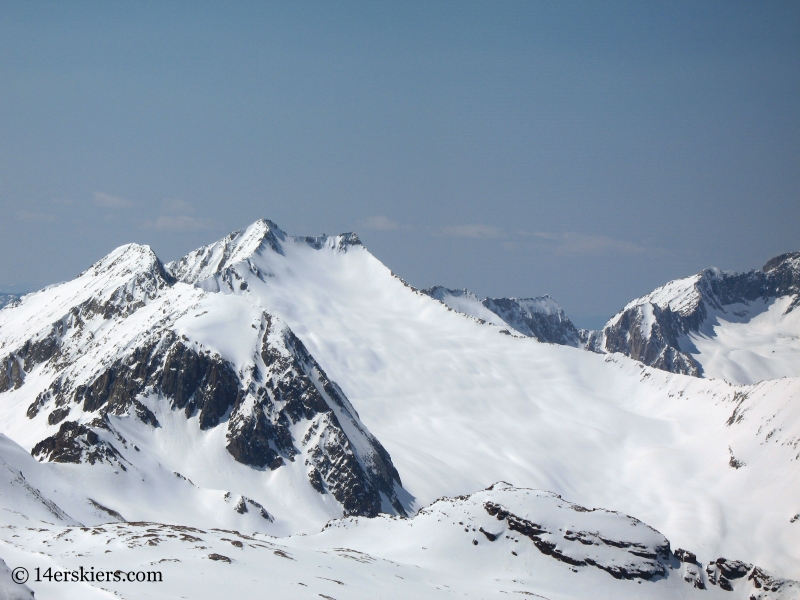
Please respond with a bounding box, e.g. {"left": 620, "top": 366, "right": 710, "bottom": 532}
{"left": 593, "top": 252, "right": 800, "bottom": 376}
{"left": 27, "top": 332, "right": 236, "bottom": 431}
{"left": 674, "top": 548, "right": 697, "bottom": 564}
{"left": 422, "top": 286, "right": 581, "bottom": 346}
{"left": 482, "top": 296, "right": 581, "bottom": 345}
{"left": 226, "top": 315, "right": 407, "bottom": 517}
{"left": 602, "top": 302, "right": 702, "bottom": 376}
{"left": 0, "top": 234, "right": 408, "bottom": 520}
{"left": 1, "top": 324, "right": 63, "bottom": 392}
{"left": 224, "top": 493, "right": 273, "bottom": 521}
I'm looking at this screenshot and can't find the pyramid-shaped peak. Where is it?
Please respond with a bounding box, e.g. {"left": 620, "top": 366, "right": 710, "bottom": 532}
{"left": 84, "top": 243, "right": 166, "bottom": 279}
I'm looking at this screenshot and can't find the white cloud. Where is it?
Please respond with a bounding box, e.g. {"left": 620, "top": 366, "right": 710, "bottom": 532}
{"left": 143, "top": 215, "right": 207, "bottom": 231}
{"left": 360, "top": 215, "right": 400, "bottom": 231}
{"left": 440, "top": 224, "right": 503, "bottom": 239}
{"left": 93, "top": 192, "right": 135, "bottom": 209}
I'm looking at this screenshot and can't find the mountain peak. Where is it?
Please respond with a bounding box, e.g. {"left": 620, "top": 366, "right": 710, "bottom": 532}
{"left": 168, "top": 220, "right": 365, "bottom": 286}
{"left": 85, "top": 243, "right": 163, "bottom": 277}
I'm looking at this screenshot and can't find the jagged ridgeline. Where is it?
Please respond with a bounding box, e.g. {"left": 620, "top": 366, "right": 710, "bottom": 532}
{"left": 422, "top": 253, "right": 800, "bottom": 383}
{"left": 0, "top": 233, "right": 408, "bottom": 519}
{"left": 421, "top": 286, "right": 583, "bottom": 345}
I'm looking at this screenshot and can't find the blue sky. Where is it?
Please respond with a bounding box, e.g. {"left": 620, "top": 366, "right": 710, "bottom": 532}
{"left": 1, "top": 1, "right": 798, "bottom": 327}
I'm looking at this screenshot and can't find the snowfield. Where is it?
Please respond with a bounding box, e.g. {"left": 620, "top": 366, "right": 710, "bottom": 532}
{"left": 0, "top": 219, "right": 797, "bottom": 598}
{"left": 686, "top": 295, "right": 800, "bottom": 384}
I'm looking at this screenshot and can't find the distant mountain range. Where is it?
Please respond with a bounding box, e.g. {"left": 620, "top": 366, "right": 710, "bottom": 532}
{"left": 423, "top": 253, "right": 800, "bottom": 385}
{"left": 0, "top": 293, "right": 21, "bottom": 310}
{"left": 0, "top": 218, "right": 797, "bottom": 598}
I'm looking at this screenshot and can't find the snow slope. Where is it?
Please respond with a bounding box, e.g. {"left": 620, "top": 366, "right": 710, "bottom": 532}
{"left": 166, "top": 219, "right": 800, "bottom": 578}
{"left": 422, "top": 253, "right": 800, "bottom": 385}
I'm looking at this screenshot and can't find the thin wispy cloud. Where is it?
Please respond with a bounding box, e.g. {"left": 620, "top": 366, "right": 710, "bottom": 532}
{"left": 93, "top": 191, "right": 135, "bottom": 209}
{"left": 440, "top": 224, "right": 504, "bottom": 239}
{"left": 142, "top": 199, "right": 208, "bottom": 231}
{"left": 360, "top": 215, "right": 400, "bottom": 231}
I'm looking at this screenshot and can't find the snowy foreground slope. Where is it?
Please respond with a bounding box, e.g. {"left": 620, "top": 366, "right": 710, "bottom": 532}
{"left": 0, "top": 218, "right": 798, "bottom": 598}
{"left": 0, "top": 479, "right": 796, "bottom": 600}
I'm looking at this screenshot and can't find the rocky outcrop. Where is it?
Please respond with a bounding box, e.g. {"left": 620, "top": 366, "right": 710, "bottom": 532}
{"left": 2, "top": 247, "right": 174, "bottom": 395}
{"left": 482, "top": 296, "right": 581, "bottom": 345}
{"left": 484, "top": 499, "right": 668, "bottom": 580}
{"left": 167, "top": 219, "right": 363, "bottom": 286}
{"left": 224, "top": 493, "right": 273, "bottom": 521}
{"left": 32, "top": 419, "right": 127, "bottom": 468}
{"left": 414, "top": 483, "right": 799, "bottom": 596}
{"left": 21, "top": 318, "right": 408, "bottom": 518}
{"left": 24, "top": 332, "right": 239, "bottom": 431}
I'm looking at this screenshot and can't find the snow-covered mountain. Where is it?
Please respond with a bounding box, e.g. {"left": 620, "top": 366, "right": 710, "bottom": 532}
{"left": 0, "top": 218, "right": 798, "bottom": 598}
{"left": 592, "top": 253, "right": 800, "bottom": 384}
{"left": 0, "top": 241, "right": 408, "bottom": 535}
{"left": 422, "top": 286, "right": 581, "bottom": 345}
